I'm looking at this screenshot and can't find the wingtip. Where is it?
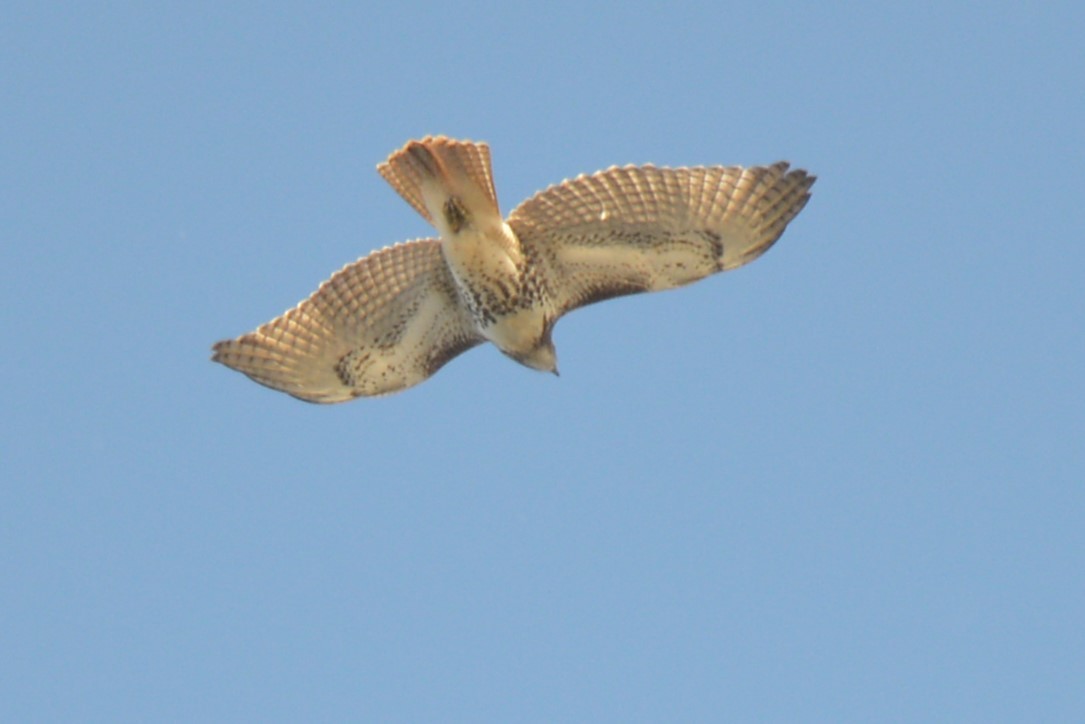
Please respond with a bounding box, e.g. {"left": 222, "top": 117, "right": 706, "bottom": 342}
{"left": 210, "top": 338, "right": 229, "bottom": 363}
{"left": 782, "top": 163, "right": 816, "bottom": 191}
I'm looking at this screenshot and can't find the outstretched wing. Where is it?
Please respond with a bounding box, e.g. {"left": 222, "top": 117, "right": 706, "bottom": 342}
{"left": 211, "top": 239, "right": 483, "bottom": 402}
{"left": 507, "top": 163, "right": 815, "bottom": 317}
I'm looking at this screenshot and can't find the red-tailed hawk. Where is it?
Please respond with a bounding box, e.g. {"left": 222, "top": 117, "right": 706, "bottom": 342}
{"left": 212, "top": 136, "right": 815, "bottom": 402}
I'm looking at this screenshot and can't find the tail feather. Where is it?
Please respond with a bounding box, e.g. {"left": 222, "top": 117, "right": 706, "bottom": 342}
{"left": 378, "top": 136, "right": 500, "bottom": 229}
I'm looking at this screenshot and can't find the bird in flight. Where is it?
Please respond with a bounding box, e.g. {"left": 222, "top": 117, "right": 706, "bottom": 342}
{"left": 212, "top": 136, "right": 815, "bottom": 402}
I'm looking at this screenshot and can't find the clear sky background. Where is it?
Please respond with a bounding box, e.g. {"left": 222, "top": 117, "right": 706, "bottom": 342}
{"left": 3, "top": 2, "right": 1083, "bottom": 720}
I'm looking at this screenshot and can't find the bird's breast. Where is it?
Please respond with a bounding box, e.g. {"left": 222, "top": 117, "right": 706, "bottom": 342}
{"left": 442, "top": 222, "right": 527, "bottom": 321}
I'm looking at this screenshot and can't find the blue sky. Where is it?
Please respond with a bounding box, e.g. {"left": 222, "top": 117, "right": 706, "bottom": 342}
{"left": 3, "top": 2, "right": 1083, "bottom": 720}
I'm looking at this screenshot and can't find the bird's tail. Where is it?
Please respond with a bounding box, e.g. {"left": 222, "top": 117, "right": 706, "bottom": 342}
{"left": 378, "top": 136, "right": 501, "bottom": 229}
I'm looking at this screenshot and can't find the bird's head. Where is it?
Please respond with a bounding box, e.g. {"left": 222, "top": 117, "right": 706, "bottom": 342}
{"left": 508, "top": 332, "right": 559, "bottom": 377}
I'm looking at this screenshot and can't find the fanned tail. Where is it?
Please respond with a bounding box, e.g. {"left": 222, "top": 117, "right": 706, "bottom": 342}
{"left": 377, "top": 136, "right": 500, "bottom": 229}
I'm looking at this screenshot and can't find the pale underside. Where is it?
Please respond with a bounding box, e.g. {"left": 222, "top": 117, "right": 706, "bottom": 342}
{"left": 212, "top": 136, "right": 815, "bottom": 402}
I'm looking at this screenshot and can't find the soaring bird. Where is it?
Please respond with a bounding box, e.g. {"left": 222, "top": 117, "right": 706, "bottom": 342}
{"left": 212, "top": 136, "right": 814, "bottom": 402}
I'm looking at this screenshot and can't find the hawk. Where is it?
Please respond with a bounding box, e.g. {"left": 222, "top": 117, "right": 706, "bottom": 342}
{"left": 212, "top": 136, "right": 815, "bottom": 402}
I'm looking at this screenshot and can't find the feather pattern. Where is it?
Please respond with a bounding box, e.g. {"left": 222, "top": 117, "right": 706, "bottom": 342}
{"left": 211, "top": 239, "right": 482, "bottom": 402}
{"left": 213, "top": 136, "right": 815, "bottom": 402}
